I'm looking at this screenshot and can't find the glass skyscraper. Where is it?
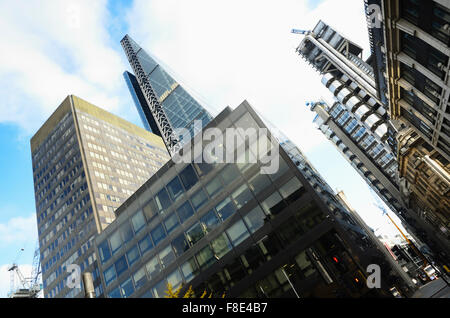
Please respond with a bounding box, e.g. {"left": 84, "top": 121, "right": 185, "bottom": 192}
{"left": 121, "top": 34, "right": 213, "bottom": 155}
{"left": 31, "top": 95, "right": 170, "bottom": 298}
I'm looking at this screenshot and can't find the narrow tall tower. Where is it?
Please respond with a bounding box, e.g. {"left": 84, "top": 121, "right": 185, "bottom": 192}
{"left": 121, "top": 34, "right": 213, "bottom": 155}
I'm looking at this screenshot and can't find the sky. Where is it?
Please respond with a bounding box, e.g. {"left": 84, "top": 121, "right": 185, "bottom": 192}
{"left": 0, "top": 0, "right": 410, "bottom": 297}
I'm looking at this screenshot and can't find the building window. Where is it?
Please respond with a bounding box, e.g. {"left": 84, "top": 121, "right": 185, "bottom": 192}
{"left": 114, "top": 255, "right": 128, "bottom": 277}
{"left": 163, "top": 213, "right": 180, "bottom": 234}
{"left": 181, "top": 257, "right": 199, "bottom": 282}
{"left": 226, "top": 220, "right": 250, "bottom": 246}
{"left": 126, "top": 245, "right": 140, "bottom": 267}
{"left": 145, "top": 255, "right": 162, "bottom": 280}
{"left": 200, "top": 209, "right": 221, "bottom": 233}
{"left": 143, "top": 198, "right": 158, "bottom": 222}
{"left": 120, "top": 221, "right": 134, "bottom": 244}
{"left": 171, "top": 233, "right": 189, "bottom": 256}
{"left": 247, "top": 172, "right": 272, "bottom": 195}
{"left": 179, "top": 164, "right": 198, "bottom": 191}
{"left": 108, "top": 286, "right": 121, "bottom": 298}
{"left": 98, "top": 240, "right": 111, "bottom": 264}
{"left": 261, "top": 191, "right": 286, "bottom": 216}
{"left": 151, "top": 224, "right": 167, "bottom": 246}
{"left": 216, "top": 197, "right": 237, "bottom": 221}
{"left": 109, "top": 230, "right": 122, "bottom": 255}
{"left": 191, "top": 188, "right": 208, "bottom": 211}
{"left": 243, "top": 206, "right": 266, "bottom": 233}
{"left": 104, "top": 265, "right": 116, "bottom": 287}
{"left": 152, "top": 279, "right": 168, "bottom": 298}
{"left": 138, "top": 235, "right": 153, "bottom": 256}
{"left": 205, "top": 177, "right": 222, "bottom": 198}
{"left": 167, "top": 269, "right": 183, "bottom": 289}
{"left": 131, "top": 210, "right": 146, "bottom": 234}
{"left": 166, "top": 176, "right": 184, "bottom": 201}
{"left": 278, "top": 177, "right": 304, "bottom": 203}
{"left": 120, "top": 278, "right": 134, "bottom": 298}
{"left": 186, "top": 222, "right": 205, "bottom": 246}
{"left": 211, "top": 233, "right": 232, "bottom": 259}
{"left": 231, "top": 184, "right": 254, "bottom": 209}
{"left": 220, "top": 164, "right": 241, "bottom": 185}
{"left": 133, "top": 267, "right": 148, "bottom": 290}
{"left": 176, "top": 201, "right": 195, "bottom": 223}
{"left": 195, "top": 245, "right": 215, "bottom": 270}
{"left": 159, "top": 245, "right": 176, "bottom": 269}
{"left": 155, "top": 188, "right": 172, "bottom": 213}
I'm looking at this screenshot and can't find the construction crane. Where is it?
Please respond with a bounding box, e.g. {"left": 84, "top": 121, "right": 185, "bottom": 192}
{"left": 7, "top": 242, "right": 42, "bottom": 298}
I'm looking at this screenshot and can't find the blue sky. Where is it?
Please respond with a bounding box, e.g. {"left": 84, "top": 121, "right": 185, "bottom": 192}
{"left": 0, "top": 0, "right": 408, "bottom": 297}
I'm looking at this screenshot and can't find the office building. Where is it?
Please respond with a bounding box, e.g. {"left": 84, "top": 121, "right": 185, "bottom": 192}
{"left": 365, "top": 0, "right": 450, "bottom": 260}
{"left": 31, "top": 95, "right": 170, "bottom": 298}
{"left": 93, "top": 100, "right": 403, "bottom": 298}
{"left": 121, "top": 34, "right": 214, "bottom": 155}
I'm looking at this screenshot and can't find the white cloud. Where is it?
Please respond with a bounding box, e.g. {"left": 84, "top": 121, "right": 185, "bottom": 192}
{"left": 125, "top": 0, "right": 370, "bottom": 152}
{"left": 0, "top": 214, "right": 37, "bottom": 246}
{"left": 0, "top": 0, "right": 132, "bottom": 135}
{"left": 0, "top": 264, "right": 33, "bottom": 298}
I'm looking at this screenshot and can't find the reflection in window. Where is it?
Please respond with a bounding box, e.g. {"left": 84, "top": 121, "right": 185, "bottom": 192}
{"left": 231, "top": 184, "right": 253, "bottom": 209}
{"left": 146, "top": 256, "right": 161, "bottom": 280}
{"left": 151, "top": 224, "right": 167, "bottom": 246}
{"left": 143, "top": 199, "right": 158, "bottom": 222}
{"left": 261, "top": 191, "right": 286, "bottom": 215}
{"left": 196, "top": 245, "right": 215, "bottom": 269}
{"left": 172, "top": 233, "right": 189, "bottom": 256}
{"left": 179, "top": 165, "right": 198, "bottom": 191}
{"left": 248, "top": 172, "right": 271, "bottom": 195}
{"left": 126, "top": 245, "right": 140, "bottom": 267}
{"left": 181, "top": 257, "right": 199, "bottom": 282}
{"left": 191, "top": 188, "right": 208, "bottom": 211}
{"left": 194, "top": 161, "right": 214, "bottom": 177}
{"left": 120, "top": 278, "right": 134, "bottom": 298}
{"left": 226, "top": 220, "right": 250, "bottom": 246}
{"left": 211, "top": 233, "right": 232, "bottom": 259}
{"left": 200, "top": 209, "right": 221, "bottom": 233}
{"left": 163, "top": 213, "right": 180, "bottom": 234}
{"left": 216, "top": 197, "right": 237, "bottom": 221}
{"left": 114, "top": 255, "right": 128, "bottom": 277}
{"left": 167, "top": 176, "right": 184, "bottom": 201}
{"left": 104, "top": 265, "right": 116, "bottom": 286}
{"left": 176, "top": 201, "right": 195, "bottom": 223}
{"left": 243, "top": 206, "right": 266, "bottom": 233}
{"left": 121, "top": 221, "right": 134, "bottom": 244}
{"left": 279, "top": 177, "right": 303, "bottom": 203}
{"left": 98, "top": 240, "right": 111, "bottom": 264}
{"left": 186, "top": 222, "right": 205, "bottom": 246}
{"left": 138, "top": 235, "right": 153, "bottom": 256}
{"left": 268, "top": 157, "right": 289, "bottom": 182}
{"left": 220, "top": 164, "right": 240, "bottom": 184}
{"left": 295, "top": 251, "right": 317, "bottom": 278}
{"left": 131, "top": 210, "right": 146, "bottom": 234}
{"left": 205, "top": 177, "right": 222, "bottom": 198}
{"left": 159, "top": 245, "right": 176, "bottom": 268}
{"left": 108, "top": 286, "right": 121, "bottom": 298}
{"left": 167, "top": 269, "right": 183, "bottom": 289}
{"left": 133, "top": 267, "right": 148, "bottom": 290}
{"left": 152, "top": 279, "right": 168, "bottom": 298}
{"left": 155, "top": 188, "right": 172, "bottom": 212}
{"left": 109, "top": 231, "right": 122, "bottom": 255}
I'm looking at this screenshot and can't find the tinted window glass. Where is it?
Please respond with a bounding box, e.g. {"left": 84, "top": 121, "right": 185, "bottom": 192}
{"left": 231, "top": 184, "right": 253, "bottom": 209}
{"left": 279, "top": 177, "right": 303, "bottom": 203}
{"left": 261, "top": 191, "right": 286, "bottom": 215}
{"left": 205, "top": 177, "right": 222, "bottom": 197}
{"left": 126, "top": 245, "right": 140, "bottom": 267}
{"left": 199, "top": 210, "right": 219, "bottom": 234}
{"left": 109, "top": 231, "right": 122, "bottom": 255}
{"left": 211, "top": 233, "right": 232, "bottom": 259}
{"left": 159, "top": 245, "right": 176, "bottom": 268}
{"left": 138, "top": 235, "right": 153, "bottom": 255}
{"left": 248, "top": 172, "right": 271, "bottom": 195}
{"left": 181, "top": 258, "right": 199, "bottom": 282}
{"left": 98, "top": 240, "right": 111, "bottom": 264}
{"left": 172, "top": 233, "right": 189, "bottom": 256}
{"left": 151, "top": 224, "right": 166, "bottom": 246}
{"left": 120, "top": 278, "right": 134, "bottom": 298}
{"left": 243, "top": 206, "right": 266, "bottom": 233}
{"left": 121, "top": 221, "right": 134, "bottom": 244}
{"left": 114, "top": 255, "right": 128, "bottom": 277}
{"left": 226, "top": 220, "right": 250, "bottom": 246}
{"left": 196, "top": 245, "right": 215, "bottom": 269}
{"left": 179, "top": 165, "right": 198, "bottom": 191}
{"left": 104, "top": 265, "right": 116, "bottom": 286}
{"left": 167, "top": 176, "right": 184, "bottom": 201}
{"left": 143, "top": 199, "right": 158, "bottom": 222}
{"left": 131, "top": 210, "right": 146, "bottom": 234}
{"left": 191, "top": 188, "right": 208, "bottom": 211}
{"left": 108, "top": 287, "right": 121, "bottom": 298}
{"left": 145, "top": 256, "right": 161, "bottom": 280}
{"left": 220, "top": 164, "right": 240, "bottom": 184}
{"left": 163, "top": 213, "right": 180, "bottom": 234}
{"left": 176, "top": 201, "right": 195, "bottom": 223}
{"left": 186, "top": 222, "right": 205, "bottom": 246}
{"left": 133, "top": 267, "right": 148, "bottom": 290}
{"left": 155, "top": 188, "right": 172, "bottom": 212}
{"left": 167, "top": 269, "right": 183, "bottom": 289}
{"left": 216, "top": 197, "right": 236, "bottom": 221}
